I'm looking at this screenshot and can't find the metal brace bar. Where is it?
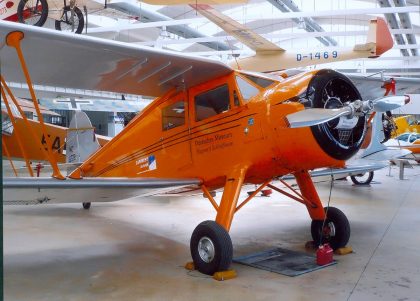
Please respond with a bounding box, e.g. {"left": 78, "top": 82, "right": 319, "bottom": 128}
{"left": 6, "top": 31, "right": 64, "bottom": 179}
{"left": 116, "top": 58, "right": 149, "bottom": 81}
{"left": 159, "top": 65, "right": 192, "bottom": 86}
{"left": 0, "top": 85, "right": 34, "bottom": 177}
{"left": 201, "top": 184, "right": 219, "bottom": 211}
{"left": 267, "top": 183, "right": 317, "bottom": 208}
{"left": 2, "top": 126, "right": 19, "bottom": 177}
{"left": 1, "top": 77, "right": 65, "bottom": 173}
{"left": 137, "top": 61, "right": 171, "bottom": 83}
{"left": 235, "top": 179, "right": 272, "bottom": 213}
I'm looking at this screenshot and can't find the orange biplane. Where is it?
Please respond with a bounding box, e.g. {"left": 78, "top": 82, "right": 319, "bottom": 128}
{"left": 0, "top": 21, "right": 408, "bottom": 276}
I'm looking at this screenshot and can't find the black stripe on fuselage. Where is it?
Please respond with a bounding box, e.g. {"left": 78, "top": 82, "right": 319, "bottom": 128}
{"left": 91, "top": 112, "right": 256, "bottom": 176}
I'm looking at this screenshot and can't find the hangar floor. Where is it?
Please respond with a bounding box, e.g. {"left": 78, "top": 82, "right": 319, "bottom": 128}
{"left": 4, "top": 165, "right": 420, "bottom": 301}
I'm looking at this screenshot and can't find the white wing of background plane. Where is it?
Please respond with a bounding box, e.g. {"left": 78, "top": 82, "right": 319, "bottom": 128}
{"left": 347, "top": 74, "right": 420, "bottom": 100}
{"left": 191, "top": 5, "right": 392, "bottom": 72}
{"left": 143, "top": 0, "right": 247, "bottom": 4}
{"left": 0, "top": 21, "right": 232, "bottom": 98}
{"left": 191, "top": 4, "right": 283, "bottom": 52}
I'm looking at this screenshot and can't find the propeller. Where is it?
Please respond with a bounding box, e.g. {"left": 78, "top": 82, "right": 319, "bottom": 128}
{"left": 286, "top": 95, "right": 409, "bottom": 129}
{"left": 373, "top": 95, "right": 410, "bottom": 112}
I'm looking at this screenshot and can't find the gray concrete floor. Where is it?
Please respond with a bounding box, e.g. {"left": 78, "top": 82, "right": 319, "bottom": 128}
{"left": 3, "top": 165, "right": 420, "bottom": 301}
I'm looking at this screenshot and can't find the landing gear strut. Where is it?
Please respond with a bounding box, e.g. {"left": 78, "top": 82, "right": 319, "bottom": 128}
{"left": 82, "top": 202, "right": 91, "bottom": 210}
{"left": 190, "top": 220, "right": 233, "bottom": 275}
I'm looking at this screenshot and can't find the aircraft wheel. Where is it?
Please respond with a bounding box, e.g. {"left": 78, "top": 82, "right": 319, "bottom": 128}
{"left": 82, "top": 202, "right": 91, "bottom": 210}
{"left": 55, "top": 6, "right": 84, "bottom": 34}
{"left": 311, "top": 207, "right": 350, "bottom": 250}
{"left": 17, "top": 0, "right": 49, "bottom": 27}
{"left": 190, "top": 220, "right": 233, "bottom": 275}
{"left": 350, "top": 171, "right": 374, "bottom": 185}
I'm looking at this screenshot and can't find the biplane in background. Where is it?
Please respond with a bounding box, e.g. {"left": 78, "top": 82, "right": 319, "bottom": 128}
{"left": 0, "top": 21, "right": 409, "bottom": 276}
{"left": 2, "top": 108, "right": 110, "bottom": 176}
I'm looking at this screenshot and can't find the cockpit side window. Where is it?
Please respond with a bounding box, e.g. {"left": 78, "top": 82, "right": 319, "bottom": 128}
{"left": 397, "top": 133, "right": 409, "bottom": 142}
{"left": 162, "top": 101, "right": 185, "bottom": 131}
{"left": 195, "top": 84, "right": 230, "bottom": 122}
{"left": 235, "top": 75, "right": 260, "bottom": 103}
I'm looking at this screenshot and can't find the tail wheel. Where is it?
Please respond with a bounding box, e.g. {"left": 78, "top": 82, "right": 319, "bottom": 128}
{"left": 82, "top": 202, "right": 91, "bottom": 210}
{"left": 55, "top": 6, "right": 84, "bottom": 34}
{"left": 350, "top": 171, "right": 374, "bottom": 185}
{"left": 311, "top": 207, "right": 350, "bottom": 250}
{"left": 17, "top": 0, "right": 49, "bottom": 27}
{"left": 190, "top": 220, "right": 233, "bottom": 275}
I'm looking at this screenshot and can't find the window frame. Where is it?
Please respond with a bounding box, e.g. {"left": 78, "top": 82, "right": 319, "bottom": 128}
{"left": 161, "top": 93, "right": 187, "bottom": 132}
{"left": 234, "top": 74, "right": 263, "bottom": 103}
{"left": 189, "top": 75, "right": 235, "bottom": 125}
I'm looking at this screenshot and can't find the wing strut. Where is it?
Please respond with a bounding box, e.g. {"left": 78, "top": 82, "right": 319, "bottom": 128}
{"left": 3, "top": 31, "right": 64, "bottom": 179}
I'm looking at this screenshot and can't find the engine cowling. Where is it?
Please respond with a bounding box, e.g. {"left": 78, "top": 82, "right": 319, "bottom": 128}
{"left": 305, "top": 70, "right": 367, "bottom": 160}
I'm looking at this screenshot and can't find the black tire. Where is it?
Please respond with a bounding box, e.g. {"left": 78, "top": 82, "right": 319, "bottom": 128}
{"left": 190, "top": 220, "right": 233, "bottom": 275}
{"left": 17, "top": 0, "right": 49, "bottom": 27}
{"left": 350, "top": 171, "right": 374, "bottom": 185}
{"left": 82, "top": 202, "right": 91, "bottom": 210}
{"left": 311, "top": 207, "right": 350, "bottom": 250}
{"left": 55, "top": 6, "right": 84, "bottom": 34}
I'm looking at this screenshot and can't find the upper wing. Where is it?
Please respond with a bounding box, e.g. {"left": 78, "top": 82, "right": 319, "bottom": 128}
{"left": 0, "top": 21, "right": 232, "bottom": 98}
{"left": 144, "top": 0, "right": 247, "bottom": 4}
{"left": 3, "top": 177, "right": 202, "bottom": 205}
{"left": 191, "top": 4, "right": 283, "bottom": 52}
{"left": 348, "top": 74, "right": 420, "bottom": 100}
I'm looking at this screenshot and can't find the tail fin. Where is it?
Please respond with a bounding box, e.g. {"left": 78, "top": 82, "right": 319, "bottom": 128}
{"left": 354, "top": 17, "right": 393, "bottom": 57}
{"left": 361, "top": 97, "right": 411, "bottom": 160}
{"left": 66, "top": 111, "right": 100, "bottom": 165}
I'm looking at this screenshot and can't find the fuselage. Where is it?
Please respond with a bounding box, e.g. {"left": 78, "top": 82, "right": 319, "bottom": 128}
{"left": 73, "top": 69, "right": 347, "bottom": 190}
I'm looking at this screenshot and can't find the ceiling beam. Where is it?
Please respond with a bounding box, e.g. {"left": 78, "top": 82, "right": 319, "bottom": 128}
{"left": 378, "top": 0, "right": 410, "bottom": 56}
{"left": 266, "top": 0, "right": 337, "bottom": 46}
{"left": 87, "top": 5, "right": 420, "bottom": 34}
{"left": 393, "top": 0, "right": 418, "bottom": 56}
{"left": 104, "top": 1, "right": 232, "bottom": 51}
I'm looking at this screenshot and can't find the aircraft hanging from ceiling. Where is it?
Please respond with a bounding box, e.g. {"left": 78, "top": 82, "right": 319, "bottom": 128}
{"left": 185, "top": 4, "right": 420, "bottom": 100}
{"left": 0, "top": 21, "right": 409, "bottom": 276}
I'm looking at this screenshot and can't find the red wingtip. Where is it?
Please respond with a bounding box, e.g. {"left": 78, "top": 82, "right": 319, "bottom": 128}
{"left": 375, "top": 17, "right": 393, "bottom": 56}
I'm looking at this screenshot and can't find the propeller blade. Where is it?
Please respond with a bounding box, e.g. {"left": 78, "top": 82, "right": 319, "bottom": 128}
{"left": 286, "top": 107, "right": 351, "bottom": 128}
{"left": 373, "top": 95, "right": 410, "bottom": 112}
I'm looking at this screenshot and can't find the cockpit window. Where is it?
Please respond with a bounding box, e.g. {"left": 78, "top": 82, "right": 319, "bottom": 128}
{"left": 195, "top": 84, "right": 230, "bottom": 122}
{"left": 162, "top": 101, "right": 185, "bottom": 131}
{"left": 397, "top": 133, "right": 409, "bottom": 142}
{"left": 243, "top": 74, "right": 275, "bottom": 88}
{"left": 409, "top": 134, "right": 420, "bottom": 143}
{"left": 235, "top": 76, "right": 260, "bottom": 103}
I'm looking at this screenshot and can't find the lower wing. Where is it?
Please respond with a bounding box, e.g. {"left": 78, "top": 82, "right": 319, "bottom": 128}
{"left": 3, "top": 177, "right": 201, "bottom": 205}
